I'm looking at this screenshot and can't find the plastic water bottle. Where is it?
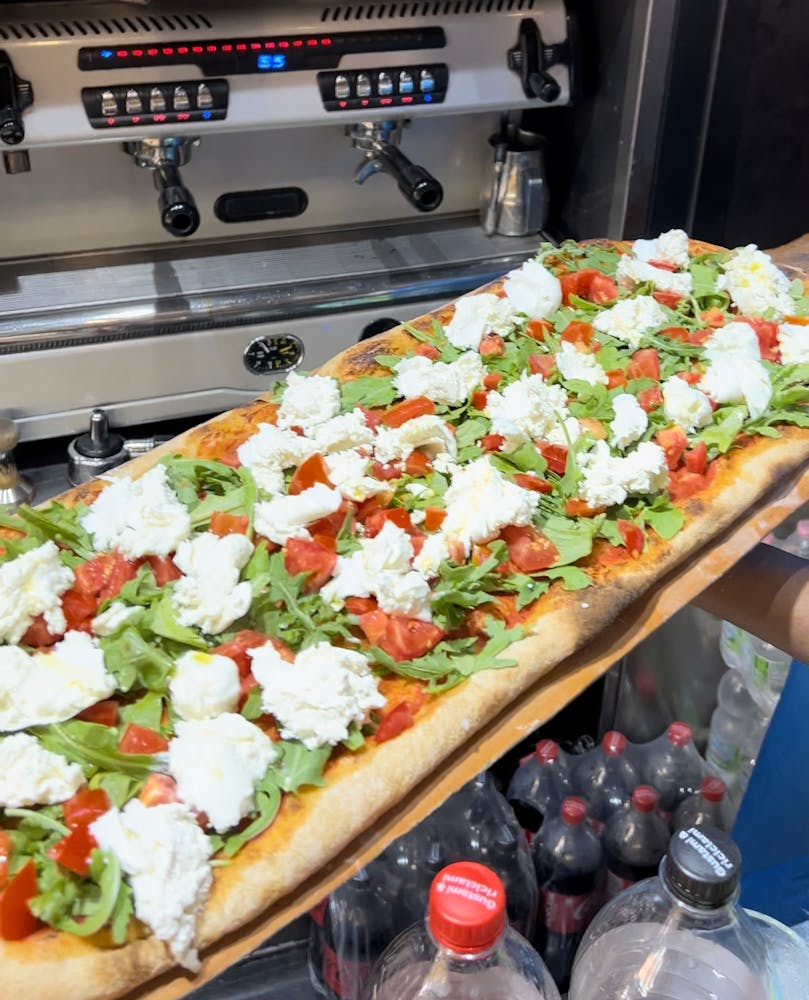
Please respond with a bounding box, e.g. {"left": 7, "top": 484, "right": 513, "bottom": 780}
{"left": 744, "top": 635, "right": 791, "bottom": 713}
{"left": 637, "top": 721, "right": 704, "bottom": 819}
{"left": 506, "top": 739, "right": 572, "bottom": 840}
{"left": 568, "top": 825, "right": 773, "bottom": 1000}
{"left": 705, "top": 669, "right": 768, "bottom": 786}
{"left": 602, "top": 785, "right": 670, "bottom": 898}
{"left": 366, "top": 861, "right": 561, "bottom": 1000}
{"left": 531, "top": 796, "right": 603, "bottom": 993}
{"left": 672, "top": 775, "right": 728, "bottom": 832}
{"left": 718, "top": 620, "right": 752, "bottom": 671}
{"left": 570, "top": 730, "right": 640, "bottom": 832}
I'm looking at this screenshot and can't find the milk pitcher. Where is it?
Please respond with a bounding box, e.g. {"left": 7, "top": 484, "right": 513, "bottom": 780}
{"left": 481, "top": 129, "right": 549, "bottom": 237}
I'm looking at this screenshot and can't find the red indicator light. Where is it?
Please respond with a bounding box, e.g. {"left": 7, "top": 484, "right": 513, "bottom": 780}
{"left": 250, "top": 42, "right": 261, "bottom": 50}
{"left": 307, "top": 39, "right": 318, "bottom": 46}
{"left": 177, "top": 112, "right": 190, "bottom": 121}
{"left": 116, "top": 50, "right": 128, "bottom": 58}
{"left": 222, "top": 44, "right": 233, "bottom": 51}
{"left": 380, "top": 97, "right": 392, "bottom": 105}
{"left": 162, "top": 47, "right": 174, "bottom": 56}
{"left": 236, "top": 43, "right": 247, "bottom": 51}
{"left": 178, "top": 46, "right": 189, "bottom": 55}
{"left": 338, "top": 100, "right": 347, "bottom": 108}
{"left": 265, "top": 41, "right": 275, "bottom": 49}
{"left": 361, "top": 99, "right": 369, "bottom": 106}
{"left": 107, "top": 117, "right": 116, "bottom": 126}
{"left": 401, "top": 95, "right": 413, "bottom": 103}
{"left": 131, "top": 115, "right": 140, "bottom": 123}
{"left": 279, "top": 40, "right": 289, "bottom": 48}
{"left": 321, "top": 37, "right": 332, "bottom": 46}
{"left": 192, "top": 46, "right": 203, "bottom": 54}
{"left": 132, "top": 49, "right": 143, "bottom": 57}
{"left": 153, "top": 113, "right": 166, "bottom": 122}
{"left": 147, "top": 48, "right": 158, "bottom": 56}
{"left": 207, "top": 45, "right": 217, "bottom": 53}
{"left": 293, "top": 39, "right": 303, "bottom": 48}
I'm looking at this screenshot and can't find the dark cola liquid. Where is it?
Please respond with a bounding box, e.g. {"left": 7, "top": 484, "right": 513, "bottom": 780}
{"left": 532, "top": 863, "right": 602, "bottom": 993}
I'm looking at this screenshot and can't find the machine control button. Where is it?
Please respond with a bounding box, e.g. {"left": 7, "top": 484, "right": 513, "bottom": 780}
{"left": 125, "top": 88, "right": 142, "bottom": 115}
{"left": 149, "top": 88, "right": 166, "bottom": 113}
{"left": 419, "top": 69, "right": 435, "bottom": 93}
{"left": 172, "top": 86, "right": 190, "bottom": 111}
{"left": 355, "top": 73, "right": 372, "bottom": 98}
{"left": 196, "top": 83, "right": 213, "bottom": 109}
{"left": 398, "top": 71, "right": 414, "bottom": 94}
{"left": 334, "top": 74, "right": 351, "bottom": 100}
{"left": 100, "top": 90, "right": 118, "bottom": 116}
{"left": 377, "top": 72, "right": 393, "bottom": 96}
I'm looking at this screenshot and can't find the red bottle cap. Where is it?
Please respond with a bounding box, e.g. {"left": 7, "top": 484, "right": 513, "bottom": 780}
{"left": 701, "top": 776, "right": 727, "bottom": 802}
{"left": 667, "top": 721, "right": 692, "bottom": 747}
{"left": 632, "top": 785, "right": 659, "bottom": 813}
{"left": 602, "top": 730, "right": 627, "bottom": 757}
{"left": 535, "top": 739, "right": 560, "bottom": 765}
{"left": 428, "top": 862, "right": 506, "bottom": 953}
{"left": 561, "top": 796, "right": 588, "bottom": 825}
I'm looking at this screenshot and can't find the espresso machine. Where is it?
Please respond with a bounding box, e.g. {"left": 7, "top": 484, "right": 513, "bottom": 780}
{"left": 0, "top": 0, "right": 575, "bottom": 501}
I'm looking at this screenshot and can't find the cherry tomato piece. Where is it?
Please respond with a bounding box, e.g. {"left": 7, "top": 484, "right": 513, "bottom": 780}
{"left": 512, "top": 473, "right": 553, "bottom": 494}
{"left": 138, "top": 773, "right": 180, "bottom": 808}
{"left": 358, "top": 609, "right": 390, "bottom": 646}
{"left": 564, "top": 498, "right": 607, "bottom": 517}
{"left": 61, "top": 588, "right": 98, "bottom": 632}
{"left": 500, "top": 525, "right": 559, "bottom": 573}
{"left": 381, "top": 396, "right": 435, "bottom": 428}
{"left": 683, "top": 441, "right": 709, "bottom": 475}
{"left": 637, "top": 386, "right": 664, "bottom": 413}
{"left": 289, "top": 453, "right": 334, "bottom": 495}
{"left": 345, "top": 597, "right": 378, "bottom": 615}
{"left": 379, "top": 616, "right": 445, "bottom": 662}
{"left": 617, "top": 519, "right": 645, "bottom": 558}
{"left": 62, "top": 788, "right": 111, "bottom": 831}
{"left": 528, "top": 354, "right": 556, "bottom": 378}
{"left": 118, "top": 723, "right": 169, "bottom": 755}
{"left": 655, "top": 426, "right": 689, "bottom": 470}
{"left": 209, "top": 512, "right": 250, "bottom": 537}
{"left": 423, "top": 507, "right": 447, "bottom": 531}
{"left": 373, "top": 702, "right": 416, "bottom": 743}
{"left": 537, "top": 442, "right": 568, "bottom": 475}
{"left": 479, "top": 333, "right": 505, "bottom": 357}
{"left": 416, "top": 343, "right": 440, "bottom": 360}
{"left": 0, "top": 860, "right": 39, "bottom": 941}
{"left": 627, "top": 348, "right": 660, "bottom": 382}
{"left": 481, "top": 434, "right": 505, "bottom": 453}
{"left": 561, "top": 321, "right": 595, "bottom": 347}
{"left": 146, "top": 555, "right": 182, "bottom": 586}
{"left": 284, "top": 537, "right": 337, "bottom": 593}
{"left": 48, "top": 825, "right": 98, "bottom": 876}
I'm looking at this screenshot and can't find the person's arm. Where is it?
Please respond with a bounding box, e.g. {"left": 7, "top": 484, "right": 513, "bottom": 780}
{"left": 693, "top": 543, "right": 809, "bottom": 664}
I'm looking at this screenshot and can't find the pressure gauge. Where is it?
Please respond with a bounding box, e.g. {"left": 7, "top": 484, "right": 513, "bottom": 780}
{"left": 242, "top": 334, "right": 304, "bottom": 376}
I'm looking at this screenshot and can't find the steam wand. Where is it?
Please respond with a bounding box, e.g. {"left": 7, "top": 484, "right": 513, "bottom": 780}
{"left": 348, "top": 121, "right": 443, "bottom": 213}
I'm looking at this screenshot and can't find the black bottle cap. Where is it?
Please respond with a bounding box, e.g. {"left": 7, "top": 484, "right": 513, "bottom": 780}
{"left": 663, "top": 824, "right": 741, "bottom": 908}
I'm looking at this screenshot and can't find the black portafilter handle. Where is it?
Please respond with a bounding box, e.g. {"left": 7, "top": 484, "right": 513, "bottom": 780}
{"left": 373, "top": 142, "right": 443, "bottom": 213}
{"left": 153, "top": 161, "right": 200, "bottom": 238}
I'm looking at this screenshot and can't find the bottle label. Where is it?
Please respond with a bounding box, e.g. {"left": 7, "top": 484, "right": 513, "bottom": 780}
{"left": 322, "top": 943, "right": 371, "bottom": 999}
{"left": 309, "top": 897, "right": 329, "bottom": 927}
{"left": 539, "top": 887, "right": 599, "bottom": 934}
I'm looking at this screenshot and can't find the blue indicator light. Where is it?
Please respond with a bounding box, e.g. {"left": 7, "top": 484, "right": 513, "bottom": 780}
{"left": 258, "top": 53, "right": 286, "bottom": 70}
{"left": 100, "top": 49, "right": 113, "bottom": 59}
{"left": 424, "top": 93, "right": 433, "bottom": 102}
{"left": 202, "top": 110, "right": 212, "bottom": 120}
{"left": 257, "top": 54, "right": 272, "bottom": 70}
{"left": 272, "top": 54, "right": 286, "bottom": 69}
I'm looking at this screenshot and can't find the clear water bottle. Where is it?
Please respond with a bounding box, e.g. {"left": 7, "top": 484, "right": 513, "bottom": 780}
{"left": 506, "top": 739, "right": 572, "bottom": 840}
{"left": 571, "top": 730, "right": 640, "bottom": 832}
{"left": 637, "top": 721, "right": 704, "bottom": 819}
{"left": 602, "top": 785, "right": 670, "bottom": 899}
{"left": 718, "top": 620, "right": 752, "bottom": 671}
{"left": 705, "top": 669, "right": 768, "bottom": 786}
{"left": 744, "top": 635, "right": 791, "bottom": 713}
{"left": 672, "top": 776, "right": 728, "bottom": 832}
{"left": 531, "top": 796, "right": 603, "bottom": 994}
{"left": 568, "top": 825, "right": 773, "bottom": 1000}
{"left": 366, "top": 861, "right": 561, "bottom": 1000}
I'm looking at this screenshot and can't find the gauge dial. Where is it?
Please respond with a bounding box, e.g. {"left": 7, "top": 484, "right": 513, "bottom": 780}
{"left": 243, "top": 334, "right": 304, "bottom": 376}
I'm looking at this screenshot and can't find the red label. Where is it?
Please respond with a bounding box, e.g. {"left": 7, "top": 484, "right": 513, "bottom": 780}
{"left": 539, "top": 888, "right": 599, "bottom": 934}
{"left": 309, "top": 897, "right": 328, "bottom": 926}
{"left": 322, "top": 943, "right": 371, "bottom": 998}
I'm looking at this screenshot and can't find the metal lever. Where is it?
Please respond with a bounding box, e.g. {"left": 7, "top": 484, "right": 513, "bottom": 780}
{"left": 0, "top": 50, "right": 33, "bottom": 147}
{"left": 67, "top": 408, "right": 172, "bottom": 486}
{"left": 124, "top": 137, "right": 201, "bottom": 238}
{"left": 507, "top": 18, "right": 566, "bottom": 103}
{"left": 0, "top": 416, "right": 34, "bottom": 512}
{"left": 348, "top": 121, "right": 443, "bottom": 213}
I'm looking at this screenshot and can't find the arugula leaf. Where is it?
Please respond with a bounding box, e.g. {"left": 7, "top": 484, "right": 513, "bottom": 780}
{"left": 240, "top": 686, "right": 264, "bottom": 721}
{"left": 100, "top": 626, "right": 176, "bottom": 692}
{"left": 641, "top": 501, "right": 685, "bottom": 540}
{"left": 38, "top": 722, "right": 160, "bottom": 778}
{"left": 430, "top": 542, "right": 511, "bottom": 630}
{"left": 538, "top": 565, "right": 591, "bottom": 591}
{"left": 696, "top": 406, "right": 746, "bottom": 455}
{"left": 3, "top": 808, "right": 69, "bottom": 837}
{"left": 0, "top": 503, "right": 94, "bottom": 559}
{"left": 51, "top": 850, "right": 128, "bottom": 938}
{"left": 120, "top": 691, "right": 164, "bottom": 729}
{"left": 340, "top": 375, "right": 398, "bottom": 411}
{"left": 341, "top": 721, "right": 366, "bottom": 751}
{"left": 506, "top": 574, "right": 551, "bottom": 610}
{"left": 542, "top": 515, "right": 595, "bottom": 565}
{"left": 271, "top": 741, "right": 331, "bottom": 793}
{"left": 490, "top": 441, "right": 549, "bottom": 477}
{"left": 222, "top": 781, "right": 282, "bottom": 858}
{"left": 454, "top": 416, "right": 488, "bottom": 462}
{"left": 88, "top": 771, "right": 142, "bottom": 809}
{"left": 142, "top": 591, "right": 208, "bottom": 649}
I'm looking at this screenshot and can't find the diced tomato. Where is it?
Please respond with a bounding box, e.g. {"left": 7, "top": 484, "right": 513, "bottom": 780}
{"left": 309, "top": 500, "right": 354, "bottom": 540}
{"left": 48, "top": 825, "right": 98, "bottom": 876}
{"left": 526, "top": 318, "right": 553, "bottom": 341}
{"left": 379, "top": 616, "right": 445, "bottom": 662}
{"left": 76, "top": 699, "right": 119, "bottom": 727}
{"left": 563, "top": 269, "right": 618, "bottom": 306}
{"left": 784, "top": 314, "right": 809, "bottom": 325}
{"left": 0, "top": 833, "right": 11, "bottom": 891}
{"left": 374, "top": 702, "right": 416, "bottom": 743}
{"left": 688, "top": 328, "right": 712, "bottom": 346}
{"left": 358, "top": 609, "right": 390, "bottom": 646}
{"left": 668, "top": 467, "right": 710, "bottom": 502}
{"left": 449, "top": 539, "right": 466, "bottom": 564}
{"left": 74, "top": 552, "right": 140, "bottom": 602}
{"left": 146, "top": 555, "right": 182, "bottom": 586}
{"left": 471, "top": 389, "right": 489, "bottom": 410}
{"left": 579, "top": 417, "right": 608, "bottom": 440}
{"left": 345, "top": 596, "right": 378, "bottom": 615}
{"left": 118, "top": 723, "right": 169, "bottom": 755}
{"left": 20, "top": 615, "right": 61, "bottom": 648}
{"left": 500, "top": 525, "right": 559, "bottom": 573}
{"left": 0, "top": 860, "right": 39, "bottom": 941}
{"left": 683, "top": 441, "right": 709, "bottom": 475}
{"left": 216, "top": 450, "right": 242, "bottom": 469}
{"left": 284, "top": 537, "right": 337, "bottom": 593}
{"left": 211, "top": 629, "right": 281, "bottom": 677}
{"left": 701, "top": 307, "right": 726, "bottom": 328}
{"left": 659, "top": 326, "right": 690, "bottom": 342}
{"left": 310, "top": 532, "right": 336, "bottom": 553}
{"left": 61, "top": 588, "right": 98, "bottom": 633}
{"left": 289, "top": 453, "right": 333, "bottom": 495}
{"left": 483, "top": 372, "right": 502, "bottom": 390}
{"left": 364, "top": 507, "right": 413, "bottom": 538}
{"left": 637, "top": 386, "right": 664, "bottom": 413}
{"left": 359, "top": 405, "right": 385, "bottom": 430}
{"left": 606, "top": 369, "right": 628, "bottom": 390}
{"left": 381, "top": 396, "right": 435, "bottom": 428}
{"left": 481, "top": 433, "right": 505, "bottom": 453}
{"left": 424, "top": 507, "right": 447, "bottom": 531}
{"left": 627, "top": 348, "right": 660, "bottom": 382}
{"left": 479, "top": 333, "right": 505, "bottom": 357}
{"left": 655, "top": 426, "right": 689, "bottom": 470}
{"left": 564, "top": 498, "right": 607, "bottom": 517}
{"left": 561, "top": 321, "right": 595, "bottom": 348}
{"left": 676, "top": 369, "right": 703, "bottom": 386}
{"left": 356, "top": 494, "right": 389, "bottom": 524}
{"left": 138, "top": 773, "right": 180, "bottom": 808}
{"left": 597, "top": 542, "right": 631, "bottom": 567}
{"left": 653, "top": 289, "right": 683, "bottom": 309}
{"left": 537, "top": 441, "right": 568, "bottom": 475}
{"left": 528, "top": 353, "right": 556, "bottom": 378}
{"left": 739, "top": 316, "right": 780, "bottom": 361}
{"left": 648, "top": 259, "right": 679, "bottom": 272}
{"left": 209, "top": 511, "right": 250, "bottom": 537}
{"left": 512, "top": 473, "right": 553, "bottom": 494}
{"left": 371, "top": 460, "right": 403, "bottom": 481}
{"left": 560, "top": 272, "right": 580, "bottom": 306}
{"left": 404, "top": 450, "right": 433, "bottom": 477}
{"left": 617, "top": 519, "right": 644, "bottom": 559}
{"left": 416, "top": 342, "right": 440, "bottom": 360}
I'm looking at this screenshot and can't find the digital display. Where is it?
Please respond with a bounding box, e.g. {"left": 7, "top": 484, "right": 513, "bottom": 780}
{"left": 257, "top": 54, "right": 286, "bottom": 71}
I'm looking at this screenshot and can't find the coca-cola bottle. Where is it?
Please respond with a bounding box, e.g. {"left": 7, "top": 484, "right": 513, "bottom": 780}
{"left": 308, "top": 896, "right": 330, "bottom": 995}
{"left": 571, "top": 730, "right": 640, "bottom": 833}
{"left": 637, "top": 721, "right": 704, "bottom": 819}
{"left": 377, "top": 817, "right": 448, "bottom": 940}
{"left": 672, "top": 775, "right": 728, "bottom": 832}
{"left": 320, "top": 861, "right": 395, "bottom": 1000}
{"left": 531, "top": 796, "right": 604, "bottom": 994}
{"left": 602, "top": 785, "right": 670, "bottom": 899}
{"left": 506, "top": 739, "right": 572, "bottom": 841}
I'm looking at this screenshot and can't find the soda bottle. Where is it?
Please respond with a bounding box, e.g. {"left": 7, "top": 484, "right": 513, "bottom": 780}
{"left": 571, "top": 730, "right": 640, "bottom": 832}
{"left": 602, "top": 785, "right": 670, "bottom": 899}
{"left": 377, "top": 817, "right": 448, "bottom": 940}
{"left": 366, "top": 861, "right": 561, "bottom": 1000}
{"left": 506, "top": 739, "right": 572, "bottom": 840}
{"left": 637, "top": 721, "right": 704, "bottom": 819}
{"left": 531, "top": 796, "right": 603, "bottom": 994}
{"left": 308, "top": 896, "right": 330, "bottom": 995}
{"left": 672, "top": 775, "right": 728, "bottom": 832}
{"left": 320, "top": 861, "right": 395, "bottom": 1000}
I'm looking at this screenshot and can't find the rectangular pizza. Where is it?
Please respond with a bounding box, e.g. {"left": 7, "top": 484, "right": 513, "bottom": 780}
{"left": 0, "top": 232, "right": 807, "bottom": 999}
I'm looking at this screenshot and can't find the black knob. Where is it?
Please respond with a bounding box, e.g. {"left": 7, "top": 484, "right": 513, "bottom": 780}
{"left": 0, "top": 52, "right": 33, "bottom": 146}
{"left": 0, "top": 112, "right": 23, "bottom": 146}
{"left": 508, "top": 19, "right": 567, "bottom": 103}
{"left": 74, "top": 409, "right": 125, "bottom": 459}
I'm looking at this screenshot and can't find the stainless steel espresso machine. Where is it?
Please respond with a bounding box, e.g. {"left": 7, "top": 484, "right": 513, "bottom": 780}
{"left": 0, "top": 0, "right": 575, "bottom": 501}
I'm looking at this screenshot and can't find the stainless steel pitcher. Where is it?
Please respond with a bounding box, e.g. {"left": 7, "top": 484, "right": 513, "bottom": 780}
{"left": 481, "top": 129, "right": 549, "bottom": 237}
